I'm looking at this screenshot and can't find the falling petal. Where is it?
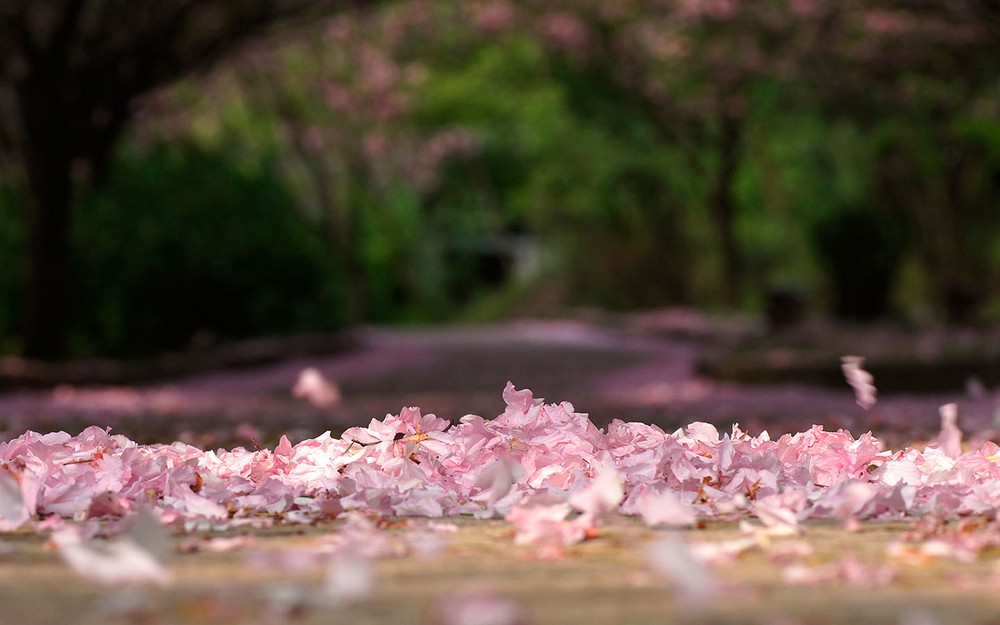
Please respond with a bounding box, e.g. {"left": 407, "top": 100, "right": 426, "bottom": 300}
{"left": 292, "top": 368, "right": 341, "bottom": 408}
{"left": 936, "top": 403, "right": 962, "bottom": 459}
{"left": 841, "top": 356, "right": 877, "bottom": 410}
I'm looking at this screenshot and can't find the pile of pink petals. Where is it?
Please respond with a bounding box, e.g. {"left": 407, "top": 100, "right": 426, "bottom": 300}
{"left": 1, "top": 383, "right": 996, "bottom": 547}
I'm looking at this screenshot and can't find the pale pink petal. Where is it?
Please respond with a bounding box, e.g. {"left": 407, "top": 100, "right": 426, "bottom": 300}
{"left": 440, "top": 593, "right": 524, "bottom": 625}
{"left": 898, "top": 610, "right": 943, "bottom": 625}
{"left": 689, "top": 533, "right": 762, "bottom": 564}
{"left": 292, "top": 368, "right": 341, "bottom": 408}
{"left": 632, "top": 485, "right": 696, "bottom": 527}
{"left": 323, "top": 552, "right": 373, "bottom": 605}
{"left": 85, "top": 492, "right": 130, "bottom": 519}
{"left": 506, "top": 494, "right": 583, "bottom": 555}
{"left": 52, "top": 525, "right": 172, "bottom": 587}
{"left": 0, "top": 469, "right": 28, "bottom": 530}
{"left": 935, "top": 403, "right": 963, "bottom": 459}
{"left": 832, "top": 481, "right": 877, "bottom": 532}
{"left": 502, "top": 382, "right": 538, "bottom": 414}
{"left": 567, "top": 467, "right": 624, "bottom": 522}
{"left": 178, "top": 535, "right": 256, "bottom": 553}
{"left": 274, "top": 435, "right": 293, "bottom": 458}
{"left": 646, "top": 536, "right": 716, "bottom": 605}
{"left": 473, "top": 458, "right": 524, "bottom": 507}
{"left": 753, "top": 490, "right": 807, "bottom": 535}
{"left": 841, "top": 356, "right": 877, "bottom": 410}
{"left": 122, "top": 508, "right": 174, "bottom": 563}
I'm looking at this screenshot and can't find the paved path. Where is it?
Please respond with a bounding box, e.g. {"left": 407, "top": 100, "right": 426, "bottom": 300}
{"left": 2, "top": 519, "right": 998, "bottom": 625}
{"left": 3, "top": 314, "right": 1000, "bottom": 625}
{"left": 1, "top": 314, "right": 995, "bottom": 448}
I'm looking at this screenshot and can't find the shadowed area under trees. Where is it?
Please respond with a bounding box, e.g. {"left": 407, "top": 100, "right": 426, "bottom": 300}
{"left": 1, "top": 0, "right": 1000, "bottom": 361}
{"left": 0, "top": 0, "right": 375, "bottom": 360}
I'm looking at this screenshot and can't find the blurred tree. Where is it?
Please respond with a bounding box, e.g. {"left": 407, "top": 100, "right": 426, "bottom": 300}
{"left": 0, "top": 0, "right": 370, "bottom": 359}
{"left": 157, "top": 4, "right": 496, "bottom": 323}
{"left": 803, "top": 0, "right": 1000, "bottom": 321}
{"left": 71, "top": 143, "right": 342, "bottom": 356}
{"left": 523, "top": 0, "right": 1000, "bottom": 318}
{"left": 459, "top": 0, "right": 832, "bottom": 305}
{"left": 227, "top": 9, "right": 451, "bottom": 323}
{"left": 67, "top": 0, "right": 1000, "bottom": 331}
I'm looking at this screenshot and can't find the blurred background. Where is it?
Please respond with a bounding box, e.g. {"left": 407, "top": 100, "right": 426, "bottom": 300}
{"left": 2, "top": 0, "right": 1000, "bottom": 362}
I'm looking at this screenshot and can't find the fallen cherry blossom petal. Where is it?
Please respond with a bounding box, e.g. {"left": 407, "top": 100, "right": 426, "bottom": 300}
{"left": 323, "top": 549, "right": 374, "bottom": 605}
{"left": 782, "top": 554, "right": 894, "bottom": 586}
{"left": 506, "top": 493, "right": 580, "bottom": 553}
{"left": 0, "top": 469, "right": 27, "bottom": 530}
{"left": 85, "top": 491, "right": 130, "bottom": 519}
{"left": 647, "top": 535, "right": 717, "bottom": 604}
{"left": 2, "top": 382, "right": 1000, "bottom": 565}
{"left": 177, "top": 535, "right": 256, "bottom": 553}
{"left": 898, "top": 610, "right": 943, "bottom": 625}
{"left": 630, "top": 484, "right": 697, "bottom": 527}
{"left": 753, "top": 490, "right": 807, "bottom": 536}
{"left": 689, "top": 534, "right": 762, "bottom": 565}
{"left": 52, "top": 524, "right": 172, "bottom": 587}
{"left": 440, "top": 592, "right": 525, "bottom": 625}
{"left": 567, "top": 466, "right": 624, "bottom": 524}
{"left": 473, "top": 458, "right": 525, "bottom": 508}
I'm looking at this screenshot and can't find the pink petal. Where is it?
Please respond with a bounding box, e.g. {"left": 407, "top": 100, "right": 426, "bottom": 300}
{"left": 0, "top": 469, "right": 28, "bottom": 530}
{"left": 440, "top": 593, "right": 524, "bottom": 625}
{"left": 935, "top": 403, "right": 963, "bottom": 459}
{"left": 292, "top": 367, "right": 341, "bottom": 408}
{"left": 841, "top": 356, "right": 877, "bottom": 409}
{"left": 567, "top": 467, "right": 623, "bottom": 521}
{"left": 52, "top": 525, "right": 172, "bottom": 587}
{"left": 632, "top": 485, "right": 696, "bottom": 527}
{"left": 646, "top": 536, "right": 716, "bottom": 604}
{"left": 323, "top": 552, "right": 373, "bottom": 605}
{"left": 474, "top": 458, "right": 524, "bottom": 507}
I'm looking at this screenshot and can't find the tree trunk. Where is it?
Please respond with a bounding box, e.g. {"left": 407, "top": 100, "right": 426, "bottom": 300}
{"left": 23, "top": 147, "right": 72, "bottom": 360}
{"left": 711, "top": 113, "right": 742, "bottom": 305}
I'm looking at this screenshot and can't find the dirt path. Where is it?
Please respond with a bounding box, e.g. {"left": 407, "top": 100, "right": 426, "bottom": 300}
{"left": 1, "top": 314, "right": 995, "bottom": 448}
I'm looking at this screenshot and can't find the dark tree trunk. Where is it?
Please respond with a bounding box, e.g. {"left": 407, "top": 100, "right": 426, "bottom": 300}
{"left": 23, "top": 147, "right": 73, "bottom": 360}
{"left": 711, "top": 113, "right": 742, "bottom": 305}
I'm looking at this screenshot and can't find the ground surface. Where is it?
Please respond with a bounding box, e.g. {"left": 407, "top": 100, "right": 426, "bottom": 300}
{"left": 2, "top": 519, "right": 999, "bottom": 625}
{"left": 0, "top": 312, "right": 995, "bottom": 448}
{"left": 2, "top": 312, "right": 1000, "bottom": 625}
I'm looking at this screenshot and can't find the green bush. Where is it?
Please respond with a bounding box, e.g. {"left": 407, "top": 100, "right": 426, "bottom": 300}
{"left": 68, "top": 143, "right": 346, "bottom": 356}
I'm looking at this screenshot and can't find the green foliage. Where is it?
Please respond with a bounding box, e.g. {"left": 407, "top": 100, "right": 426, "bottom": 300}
{"left": 413, "top": 36, "right": 703, "bottom": 310}
{"left": 7, "top": 1, "right": 1000, "bottom": 360}
{"left": 68, "top": 143, "right": 345, "bottom": 356}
